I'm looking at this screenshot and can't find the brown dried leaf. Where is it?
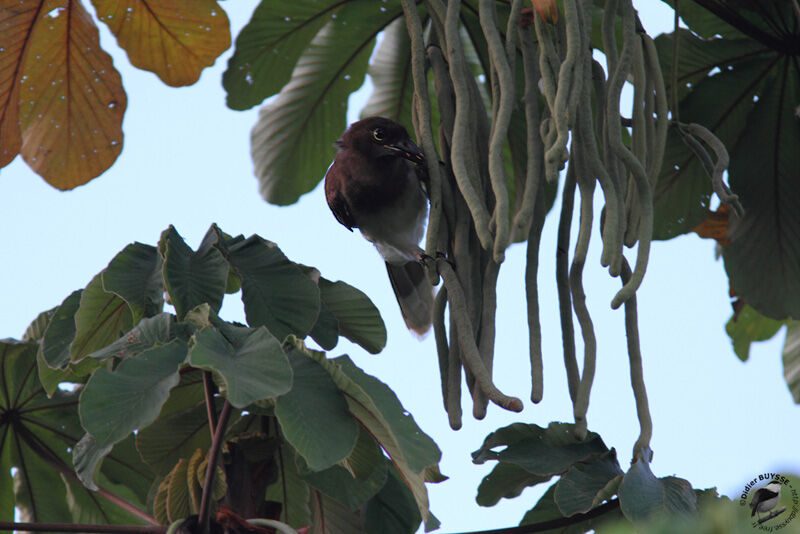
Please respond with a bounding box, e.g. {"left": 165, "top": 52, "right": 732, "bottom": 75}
{"left": 692, "top": 204, "right": 731, "bottom": 246}
{"left": 16, "top": 0, "right": 126, "bottom": 190}
{"left": 532, "top": 0, "right": 559, "bottom": 24}
{"left": 91, "top": 0, "right": 230, "bottom": 87}
{"left": 0, "top": 1, "right": 38, "bottom": 167}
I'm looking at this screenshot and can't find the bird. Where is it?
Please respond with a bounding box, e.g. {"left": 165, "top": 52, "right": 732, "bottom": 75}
{"left": 324, "top": 117, "right": 433, "bottom": 335}
{"left": 750, "top": 480, "right": 782, "bottom": 519}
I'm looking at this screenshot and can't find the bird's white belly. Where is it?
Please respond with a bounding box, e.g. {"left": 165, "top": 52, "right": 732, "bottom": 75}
{"left": 358, "top": 178, "right": 427, "bottom": 264}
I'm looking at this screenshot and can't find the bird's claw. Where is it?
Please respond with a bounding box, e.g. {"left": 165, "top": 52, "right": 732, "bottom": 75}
{"left": 417, "top": 252, "right": 455, "bottom": 270}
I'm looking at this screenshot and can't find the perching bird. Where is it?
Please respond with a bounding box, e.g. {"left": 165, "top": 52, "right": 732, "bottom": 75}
{"left": 324, "top": 117, "right": 433, "bottom": 335}
{"left": 750, "top": 480, "right": 782, "bottom": 518}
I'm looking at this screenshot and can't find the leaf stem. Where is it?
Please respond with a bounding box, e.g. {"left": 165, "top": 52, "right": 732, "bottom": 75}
{"left": 198, "top": 400, "right": 233, "bottom": 534}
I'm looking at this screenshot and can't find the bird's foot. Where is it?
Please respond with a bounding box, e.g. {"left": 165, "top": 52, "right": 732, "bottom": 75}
{"left": 418, "top": 251, "right": 455, "bottom": 270}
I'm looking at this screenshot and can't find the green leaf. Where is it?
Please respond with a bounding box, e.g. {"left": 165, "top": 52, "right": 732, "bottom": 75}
{"left": 364, "top": 466, "right": 422, "bottom": 534}
{"left": 189, "top": 326, "right": 293, "bottom": 408}
{"left": 265, "top": 443, "right": 312, "bottom": 529}
{"left": 250, "top": 3, "right": 402, "bottom": 206}
{"left": 79, "top": 340, "right": 188, "bottom": 448}
{"left": 360, "top": 17, "right": 414, "bottom": 133}
{"left": 652, "top": 33, "right": 770, "bottom": 239}
{"left": 102, "top": 242, "right": 164, "bottom": 319}
{"left": 476, "top": 462, "right": 552, "bottom": 507}
{"left": 472, "top": 423, "right": 608, "bottom": 477}
{"left": 88, "top": 313, "right": 175, "bottom": 362}
{"left": 304, "top": 347, "right": 442, "bottom": 529}
{"left": 160, "top": 226, "right": 229, "bottom": 319}
{"left": 518, "top": 484, "right": 561, "bottom": 528}
{"left": 72, "top": 433, "right": 113, "bottom": 491}
{"left": 783, "top": 322, "right": 800, "bottom": 403}
{"left": 63, "top": 471, "right": 146, "bottom": 526}
{"left": 41, "top": 290, "right": 82, "bottom": 369}
{"left": 334, "top": 355, "right": 441, "bottom": 474}
{"left": 71, "top": 274, "right": 135, "bottom": 361}
{"left": 0, "top": 427, "right": 13, "bottom": 521}
{"left": 309, "top": 489, "right": 367, "bottom": 534}
{"left": 725, "top": 305, "right": 785, "bottom": 362}
{"left": 275, "top": 345, "right": 358, "bottom": 471}
{"left": 12, "top": 444, "right": 72, "bottom": 524}
{"left": 319, "top": 278, "right": 386, "bottom": 354}
{"left": 618, "top": 459, "right": 696, "bottom": 523}
{"left": 553, "top": 450, "right": 624, "bottom": 517}
{"left": 217, "top": 234, "right": 320, "bottom": 340}
{"left": 341, "top": 426, "right": 385, "bottom": 481}
{"left": 723, "top": 62, "right": 800, "bottom": 319}
{"left": 136, "top": 403, "right": 211, "bottom": 475}
{"left": 24, "top": 307, "right": 55, "bottom": 342}
{"left": 223, "top": 0, "right": 342, "bottom": 110}
{"left": 301, "top": 459, "right": 388, "bottom": 512}
{"left": 308, "top": 301, "right": 339, "bottom": 351}
{"left": 0, "top": 340, "right": 90, "bottom": 523}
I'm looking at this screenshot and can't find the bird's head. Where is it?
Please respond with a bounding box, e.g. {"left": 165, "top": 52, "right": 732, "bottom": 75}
{"left": 336, "top": 117, "right": 425, "bottom": 165}
{"left": 766, "top": 481, "right": 783, "bottom": 493}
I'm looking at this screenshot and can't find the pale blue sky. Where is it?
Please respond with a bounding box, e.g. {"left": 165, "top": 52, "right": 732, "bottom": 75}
{"left": 1, "top": 2, "right": 797, "bottom": 532}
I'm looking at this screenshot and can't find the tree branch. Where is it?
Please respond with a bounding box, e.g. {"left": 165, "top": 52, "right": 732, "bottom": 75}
{"left": 0, "top": 523, "right": 165, "bottom": 533}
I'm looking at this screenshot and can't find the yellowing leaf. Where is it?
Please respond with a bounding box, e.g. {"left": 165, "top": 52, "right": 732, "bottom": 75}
{"left": 0, "top": 1, "right": 37, "bottom": 166}
{"left": 92, "top": 0, "right": 231, "bottom": 87}
{"left": 16, "top": 0, "right": 126, "bottom": 190}
{"left": 692, "top": 204, "right": 731, "bottom": 246}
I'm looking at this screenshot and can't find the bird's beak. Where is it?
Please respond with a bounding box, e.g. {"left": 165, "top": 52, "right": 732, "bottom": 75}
{"left": 385, "top": 139, "right": 425, "bottom": 164}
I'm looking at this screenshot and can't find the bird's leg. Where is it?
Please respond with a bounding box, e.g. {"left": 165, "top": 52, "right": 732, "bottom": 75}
{"left": 417, "top": 250, "right": 455, "bottom": 270}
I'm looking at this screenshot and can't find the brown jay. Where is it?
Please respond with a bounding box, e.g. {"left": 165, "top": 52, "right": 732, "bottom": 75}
{"left": 324, "top": 117, "right": 433, "bottom": 335}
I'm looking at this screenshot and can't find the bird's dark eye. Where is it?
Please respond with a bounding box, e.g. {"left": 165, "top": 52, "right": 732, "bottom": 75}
{"left": 372, "top": 128, "right": 385, "bottom": 142}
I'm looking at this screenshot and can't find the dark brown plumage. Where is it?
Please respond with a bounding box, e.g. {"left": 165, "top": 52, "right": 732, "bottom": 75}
{"left": 324, "top": 117, "right": 433, "bottom": 335}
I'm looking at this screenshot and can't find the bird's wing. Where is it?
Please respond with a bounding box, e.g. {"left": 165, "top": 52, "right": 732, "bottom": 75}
{"left": 328, "top": 190, "right": 356, "bottom": 231}
{"left": 325, "top": 161, "right": 358, "bottom": 231}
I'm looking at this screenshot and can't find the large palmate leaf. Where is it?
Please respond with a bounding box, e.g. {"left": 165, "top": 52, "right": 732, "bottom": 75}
{"left": 360, "top": 18, "right": 415, "bottom": 134}
{"left": 92, "top": 0, "right": 230, "bottom": 87}
{"left": 11, "top": 0, "right": 126, "bottom": 189}
{"left": 723, "top": 62, "right": 800, "bottom": 319}
{"left": 71, "top": 273, "right": 135, "bottom": 361}
{"left": 304, "top": 348, "right": 442, "bottom": 530}
{"left": 188, "top": 326, "right": 292, "bottom": 408}
{"left": 472, "top": 423, "right": 609, "bottom": 476}
{"left": 215, "top": 233, "right": 321, "bottom": 340}
{"left": 249, "top": 1, "right": 403, "bottom": 206}
{"left": 652, "top": 2, "right": 800, "bottom": 322}
{"left": 318, "top": 278, "right": 386, "bottom": 354}
{"left": 0, "top": 340, "right": 153, "bottom": 524}
{"left": 653, "top": 33, "right": 769, "bottom": 239}
{"left": 102, "top": 243, "right": 164, "bottom": 319}
{"left": 1, "top": 0, "right": 230, "bottom": 187}
{"left": 79, "top": 340, "right": 188, "bottom": 448}
{"left": 274, "top": 345, "right": 357, "bottom": 472}
{"left": 160, "top": 226, "right": 229, "bottom": 320}
{"left": 223, "top": 0, "right": 344, "bottom": 110}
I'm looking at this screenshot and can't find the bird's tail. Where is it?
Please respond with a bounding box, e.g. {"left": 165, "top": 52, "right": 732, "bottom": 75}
{"left": 385, "top": 261, "right": 434, "bottom": 336}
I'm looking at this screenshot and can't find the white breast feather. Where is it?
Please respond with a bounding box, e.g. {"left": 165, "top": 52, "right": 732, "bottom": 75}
{"left": 357, "top": 165, "right": 427, "bottom": 264}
